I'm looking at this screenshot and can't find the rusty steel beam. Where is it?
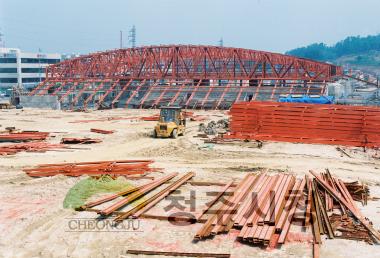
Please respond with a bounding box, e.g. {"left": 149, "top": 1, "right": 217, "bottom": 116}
{"left": 117, "top": 172, "right": 195, "bottom": 221}
{"left": 98, "top": 173, "right": 177, "bottom": 216}
{"left": 310, "top": 170, "right": 380, "bottom": 242}
{"left": 126, "top": 250, "right": 230, "bottom": 258}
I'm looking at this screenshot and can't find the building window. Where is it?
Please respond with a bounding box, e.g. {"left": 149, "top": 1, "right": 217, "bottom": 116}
{"left": 22, "top": 78, "right": 43, "bottom": 83}
{"left": 21, "top": 68, "right": 45, "bottom": 73}
{"left": 0, "top": 58, "right": 17, "bottom": 63}
{"left": 21, "top": 58, "right": 60, "bottom": 64}
{"left": 0, "top": 68, "right": 18, "bottom": 73}
{"left": 0, "top": 78, "right": 18, "bottom": 83}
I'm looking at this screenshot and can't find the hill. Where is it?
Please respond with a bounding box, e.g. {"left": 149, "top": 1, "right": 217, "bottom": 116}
{"left": 286, "top": 34, "right": 380, "bottom": 74}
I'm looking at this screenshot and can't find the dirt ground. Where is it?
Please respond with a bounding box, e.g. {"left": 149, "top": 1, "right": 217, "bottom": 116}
{"left": 0, "top": 108, "right": 380, "bottom": 258}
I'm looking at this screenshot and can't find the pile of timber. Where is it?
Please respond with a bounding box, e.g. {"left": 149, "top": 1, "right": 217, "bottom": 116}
{"left": 24, "top": 160, "right": 158, "bottom": 177}
{"left": 60, "top": 137, "right": 102, "bottom": 144}
{"left": 227, "top": 101, "right": 380, "bottom": 148}
{"left": 0, "top": 131, "right": 50, "bottom": 142}
{"left": 0, "top": 142, "right": 66, "bottom": 156}
{"left": 195, "top": 170, "right": 380, "bottom": 250}
{"left": 77, "top": 172, "right": 195, "bottom": 222}
{"left": 90, "top": 128, "right": 114, "bottom": 134}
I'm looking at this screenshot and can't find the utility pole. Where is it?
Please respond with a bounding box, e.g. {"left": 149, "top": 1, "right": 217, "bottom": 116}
{"left": 120, "top": 30, "right": 123, "bottom": 49}
{"left": 218, "top": 37, "right": 224, "bottom": 47}
{"left": 129, "top": 25, "right": 136, "bottom": 48}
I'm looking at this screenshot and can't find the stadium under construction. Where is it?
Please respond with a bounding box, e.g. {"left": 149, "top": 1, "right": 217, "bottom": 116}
{"left": 28, "top": 45, "right": 342, "bottom": 110}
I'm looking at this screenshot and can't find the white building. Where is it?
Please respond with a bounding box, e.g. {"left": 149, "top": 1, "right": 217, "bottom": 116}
{"left": 0, "top": 48, "right": 61, "bottom": 92}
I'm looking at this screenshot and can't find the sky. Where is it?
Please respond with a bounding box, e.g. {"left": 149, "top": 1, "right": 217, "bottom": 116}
{"left": 0, "top": 0, "right": 379, "bottom": 55}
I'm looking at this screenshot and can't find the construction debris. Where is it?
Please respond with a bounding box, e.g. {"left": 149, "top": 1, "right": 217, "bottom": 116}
{"left": 199, "top": 119, "right": 229, "bottom": 135}
{"left": 24, "top": 160, "right": 158, "bottom": 177}
{"left": 343, "top": 180, "right": 370, "bottom": 205}
{"left": 227, "top": 101, "right": 380, "bottom": 148}
{"left": 125, "top": 250, "right": 230, "bottom": 257}
{"left": 336, "top": 147, "right": 352, "bottom": 158}
{"left": 90, "top": 128, "right": 114, "bottom": 134}
{"left": 60, "top": 137, "right": 102, "bottom": 144}
{"left": 0, "top": 142, "right": 66, "bottom": 156}
{"left": 0, "top": 131, "right": 50, "bottom": 142}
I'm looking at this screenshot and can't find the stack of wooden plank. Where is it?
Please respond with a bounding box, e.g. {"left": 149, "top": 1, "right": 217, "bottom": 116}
{"left": 227, "top": 101, "right": 380, "bottom": 148}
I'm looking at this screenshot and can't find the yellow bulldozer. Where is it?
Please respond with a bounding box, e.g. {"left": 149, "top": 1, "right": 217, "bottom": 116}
{"left": 153, "top": 106, "right": 186, "bottom": 138}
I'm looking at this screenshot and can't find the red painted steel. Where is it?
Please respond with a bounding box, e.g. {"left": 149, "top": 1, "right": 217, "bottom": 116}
{"left": 0, "top": 142, "right": 65, "bottom": 155}
{"left": 0, "top": 132, "right": 50, "bottom": 142}
{"left": 24, "top": 160, "right": 158, "bottom": 177}
{"left": 227, "top": 101, "right": 380, "bottom": 148}
{"left": 29, "top": 45, "right": 342, "bottom": 110}
{"left": 45, "top": 45, "right": 341, "bottom": 81}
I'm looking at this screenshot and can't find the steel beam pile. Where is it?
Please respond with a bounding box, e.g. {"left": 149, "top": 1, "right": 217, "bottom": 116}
{"left": 90, "top": 128, "right": 114, "bottom": 134}
{"left": 60, "top": 137, "right": 102, "bottom": 144}
{"left": 24, "top": 160, "right": 158, "bottom": 177}
{"left": 194, "top": 171, "right": 380, "bottom": 250}
{"left": 78, "top": 172, "right": 195, "bottom": 222}
{"left": 28, "top": 45, "right": 341, "bottom": 110}
{"left": 194, "top": 173, "right": 304, "bottom": 246}
{"left": 0, "top": 142, "right": 66, "bottom": 156}
{"left": 227, "top": 101, "right": 380, "bottom": 148}
{"left": 0, "top": 131, "right": 50, "bottom": 142}
{"left": 309, "top": 170, "right": 380, "bottom": 244}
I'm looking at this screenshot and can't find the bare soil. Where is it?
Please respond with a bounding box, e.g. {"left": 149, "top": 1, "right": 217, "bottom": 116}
{"left": 0, "top": 108, "right": 380, "bottom": 258}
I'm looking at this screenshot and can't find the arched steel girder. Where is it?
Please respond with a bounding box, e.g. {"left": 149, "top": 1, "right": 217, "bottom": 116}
{"left": 45, "top": 45, "right": 342, "bottom": 82}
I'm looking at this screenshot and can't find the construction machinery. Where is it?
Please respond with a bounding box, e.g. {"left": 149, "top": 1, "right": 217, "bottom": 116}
{"left": 153, "top": 107, "right": 186, "bottom": 138}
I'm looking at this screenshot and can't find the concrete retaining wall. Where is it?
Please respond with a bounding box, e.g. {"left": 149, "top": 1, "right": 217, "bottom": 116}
{"left": 20, "top": 95, "right": 61, "bottom": 110}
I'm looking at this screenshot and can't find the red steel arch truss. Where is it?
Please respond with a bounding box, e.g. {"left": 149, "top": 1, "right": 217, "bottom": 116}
{"left": 30, "top": 45, "right": 342, "bottom": 110}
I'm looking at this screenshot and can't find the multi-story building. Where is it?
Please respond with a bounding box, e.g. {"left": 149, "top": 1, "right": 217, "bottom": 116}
{"left": 0, "top": 48, "right": 61, "bottom": 92}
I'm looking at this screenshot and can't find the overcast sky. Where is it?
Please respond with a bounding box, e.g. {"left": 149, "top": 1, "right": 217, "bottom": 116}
{"left": 0, "top": 0, "right": 379, "bottom": 55}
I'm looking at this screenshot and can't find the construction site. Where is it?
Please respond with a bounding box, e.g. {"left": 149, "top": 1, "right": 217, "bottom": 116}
{"left": 0, "top": 41, "right": 380, "bottom": 258}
